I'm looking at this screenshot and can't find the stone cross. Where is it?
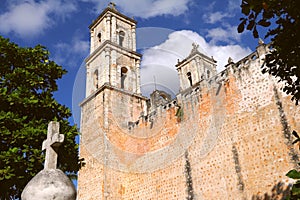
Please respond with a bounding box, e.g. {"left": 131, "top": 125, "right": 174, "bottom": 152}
{"left": 109, "top": 2, "right": 116, "bottom": 9}
{"left": 42, "top": 121, "right": 64, "bottom": 169}
{"left": 191, "top": 42, "right": 199, "bottom": 53}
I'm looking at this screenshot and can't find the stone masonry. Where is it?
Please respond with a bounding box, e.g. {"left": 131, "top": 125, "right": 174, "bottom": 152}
{"left": 22, "top": 122, "right": 76, "bottom": 200}
{"left": 77, "top": 4, "right": 300, "bottom": 200}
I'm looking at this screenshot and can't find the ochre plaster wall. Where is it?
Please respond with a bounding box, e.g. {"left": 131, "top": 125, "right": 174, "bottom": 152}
{"left": 78, "top": 47, "right": 300, "bottom": 199}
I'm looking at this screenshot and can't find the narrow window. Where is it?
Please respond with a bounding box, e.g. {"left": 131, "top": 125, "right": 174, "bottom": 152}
{"left": 187, "top": 72, "right": 192, "bottom": 86}
{"left": 119, "top": 31, "right": 125, "bottom": 47}
{"left": 207, "top": 70, "right": 210, "bottom": 79}
{"left": 93, "top": 69, "right": 99, "bottom": 89}
{"left": 121, "top": 67, "right": 128, "bottom": 89}
{"left": 97, "top": 33, "right": 101, "bottom": 42}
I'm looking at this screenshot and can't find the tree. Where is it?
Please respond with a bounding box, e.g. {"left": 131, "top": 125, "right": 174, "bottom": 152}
{"left": 238, "top": 0, "right": 300, "bottom": 104}
{"left": 0, "top": 36, "right": 83, "bottom": 199}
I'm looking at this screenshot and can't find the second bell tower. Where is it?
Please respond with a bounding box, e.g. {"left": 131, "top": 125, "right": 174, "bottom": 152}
{"left": 85, "top": 3, "right": 142, "bottom": 96}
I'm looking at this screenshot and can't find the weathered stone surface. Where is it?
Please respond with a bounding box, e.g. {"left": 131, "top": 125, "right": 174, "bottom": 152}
{"left": 22, "top": 122, "right": 76, "bottom": 200}
{"left": 42, "top": 121, "right": 64, "bottom": 170}
{"left": 21, "top": 169, "right": 76, "bottom": 200}
{"left": 78, "top": 4, "right": 300, "bottom": 200}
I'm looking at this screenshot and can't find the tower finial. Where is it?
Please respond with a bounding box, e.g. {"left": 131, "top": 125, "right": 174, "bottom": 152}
{"left": 189, "top": 42, "right": 200, "bottom": 56}
{"left": 258, "top": 38, "right": 264, "bottom": 45}
{"left": 109, "top": 2, "right": 116, "bottom": 10}
{"left": 191, "top": 42, "right": 199, "bottom": 53}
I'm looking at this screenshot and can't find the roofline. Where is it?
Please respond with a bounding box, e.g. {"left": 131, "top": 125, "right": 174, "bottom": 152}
{"left": 89, "top": 7, "right": 137, "bottom": 29}
{"left": 85, "top": 40, "right": 142, "bottom": 64}
{"left": 176, "top": 51, "right": 217, "bottom": 68}
{"left": 80, "top": 83, "right": 148, "bottom": 107}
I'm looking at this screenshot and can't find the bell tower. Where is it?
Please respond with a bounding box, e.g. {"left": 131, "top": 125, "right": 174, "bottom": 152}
{"left": 79, "top": 6, "right": 148, "bottom": 198}
{"left": 176, "top": 43, "right": 217, "bottom": 91}
{"left": 85, "top": 2, "right": 141, "bottom": 96}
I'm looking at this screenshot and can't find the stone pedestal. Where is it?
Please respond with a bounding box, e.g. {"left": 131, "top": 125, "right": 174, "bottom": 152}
{"left": 21, "top": 169, "right": 76, "bottom": 200}
{"left": 21, "top": 122, "right": 77, "bottom": 200}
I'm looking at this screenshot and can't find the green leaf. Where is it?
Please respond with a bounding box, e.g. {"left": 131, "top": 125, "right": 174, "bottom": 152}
{"left": 253, "top": 26, "right": 259, "bottom": 38}
{"left": 258, "top": 20, "right": 271, "bottom": 27}
{"left": 292, "top": 185, "right": 300, "bottom": 195}
{"left": 241, "top": 4, "right": 250, "bottom": 15}
{"left": 238, "top": 19, "right": 246, "bottom": 33}
{"left": 286, "top": 169, "right": 300, "bottom": 179}
{"left": 292, "top": 138, "right": 300, "bottom": 145}
{"left": 10, "top": 147, "right": 18, "bottom": 153}
{"left": 292, "top": 130, "right": 299, "bottom": 139}
{"left": 247, "top": 20, "right": 255, "bottom": 30}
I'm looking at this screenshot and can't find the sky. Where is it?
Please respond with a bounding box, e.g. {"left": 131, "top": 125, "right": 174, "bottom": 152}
{"left": 0, "top": 0, "right": 266, "bottom": 126}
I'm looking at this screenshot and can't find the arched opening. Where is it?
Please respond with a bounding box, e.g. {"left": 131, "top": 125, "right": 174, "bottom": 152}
{"left": 97, "top": 32, "right": 101, "bottom": 42}
{"left": 121, "top": 67, "right": 128, "bottom": 89}
{"left": 93, "top": 69, "right": 99, "bottom": 89}
{"left": 187, "top": 72, "right": 192, "bottom": 86}
{"left": 251, "top": 54, "right": 257, "bottom": 60}
{"left": 119, "top": 31, "right": 125, "bottom": 47}
{"left": 207, "top": 70, "right": 210, "bottom": 79}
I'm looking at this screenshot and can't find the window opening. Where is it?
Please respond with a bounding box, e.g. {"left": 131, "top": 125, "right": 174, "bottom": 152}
{"left": 187, "top": 72, "right": 192, "bottom": 86}
{"left": 121, "top": 67, "right": 128, "bottom": 89}
{"left": 97, "top": 33, "right": 101, "bottom": 42}
{"left": 207, "top": 70, "right": 210, "bottom": 79}
{"left": 251, "top": 54, "right": 257, "bottom": 60}
{"left": 119, "top": 31, "right": 125, "bottom": 47}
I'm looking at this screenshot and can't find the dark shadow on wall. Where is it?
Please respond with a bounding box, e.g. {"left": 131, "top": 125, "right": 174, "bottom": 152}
{"left": 251, "top": 182, "right": 291, "bottom": 200}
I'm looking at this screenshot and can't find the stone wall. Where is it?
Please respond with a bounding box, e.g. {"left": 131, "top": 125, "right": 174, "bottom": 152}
{"left": 78, "top": 44, "right": 300, "bottom": 199}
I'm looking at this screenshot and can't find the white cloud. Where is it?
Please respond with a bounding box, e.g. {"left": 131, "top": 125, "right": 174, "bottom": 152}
{"left": 53, "top": 35, "right": 89, "bottom": 68}
{"left": 228, "top": 0, "right": 241, "bottom": 11}
{"left": 0, "top": 0, "right": 77, "bottom": 38}
{"left": 202, "top": 0, "right": 242, "bottom": 24}
{"left": 81, "top": 0, "right": 191, "bottom": 18}
{"left": 203, "top": 11, "right": 232, "bottom": 24}
{"left": 140, "top": 30, "right": 251, "bottom": 96}
{"left": 206, "top": 24, "right": 241, "bottom": 45}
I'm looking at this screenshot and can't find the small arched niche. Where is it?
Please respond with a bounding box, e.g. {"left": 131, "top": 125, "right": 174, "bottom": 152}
{"left": 97, "top": 32, "right": 101, "bottom": 42}
{"left": 207, "top": 70, "right": 210, "bottom": 79}
{"left": 121, "top": 67, "right": 128, "bottom": 89}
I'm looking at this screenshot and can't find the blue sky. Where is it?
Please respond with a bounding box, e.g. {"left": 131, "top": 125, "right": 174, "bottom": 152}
{"left": 0, "top": 0, "right": 264, "bottom": 126}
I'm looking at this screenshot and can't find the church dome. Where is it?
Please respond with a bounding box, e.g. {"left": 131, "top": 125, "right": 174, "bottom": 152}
{"left": 21, "top": 169, "right": 76, "bottom": 200}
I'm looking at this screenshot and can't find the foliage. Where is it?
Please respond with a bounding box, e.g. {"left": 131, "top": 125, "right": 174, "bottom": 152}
{"left": 0, "top": 36, "right": 83, "bottom": 199}
{"left": 286, "top": 131, "right": 300, "bottom": 199}
{"left": 238, "top": 0, "right": 300, "bottom": 105}
{"left": 175, "top": 105, "right": 184, "bottom": 122}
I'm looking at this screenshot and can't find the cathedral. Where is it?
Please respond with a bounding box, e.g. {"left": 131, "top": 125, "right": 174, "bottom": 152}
{"left": 78, "top": 4, "right": 300, "bottom": 199}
